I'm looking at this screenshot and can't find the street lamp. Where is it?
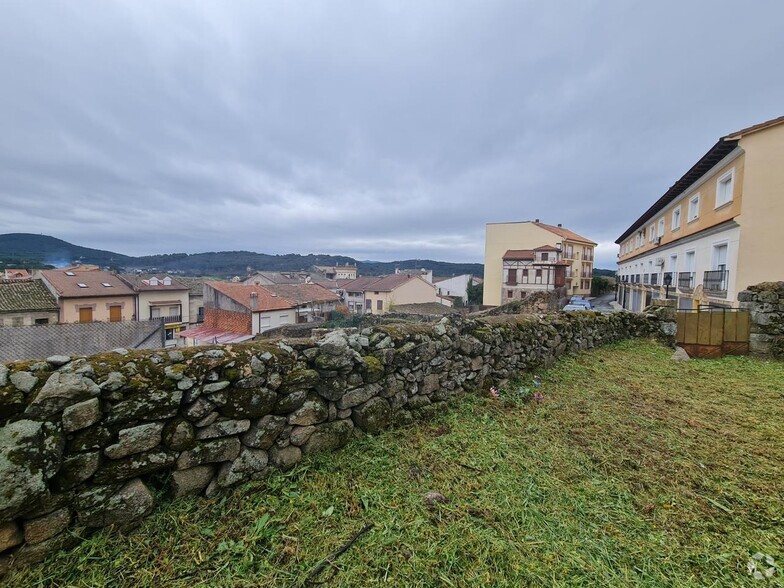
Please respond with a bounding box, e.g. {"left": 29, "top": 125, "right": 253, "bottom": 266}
{"left": 663, "top": 272, "right": 672, "bottom": 300}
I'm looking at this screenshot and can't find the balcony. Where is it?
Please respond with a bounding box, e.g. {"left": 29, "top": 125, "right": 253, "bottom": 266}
{"left": 703, "top": 270, "right": 729, "bottom": 295}
{"left": 152, "top": 314, "right": 182, "bottom": 324}
{"left": 643, "top": 273, "right": 650, "bottom": 285}
{"left": 650, "top": 273, "right": 659, "bottom": 286}
{"left": 678, "top": 272, "right": 695, "bottom": 291}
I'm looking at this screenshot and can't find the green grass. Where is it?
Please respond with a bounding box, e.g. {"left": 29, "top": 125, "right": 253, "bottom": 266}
{"left": 8, "top": 341, "right": 784, "bottom": 587}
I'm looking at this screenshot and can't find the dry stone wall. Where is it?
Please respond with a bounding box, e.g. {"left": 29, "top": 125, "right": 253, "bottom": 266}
{"left": 738, "top": 282, "right": 784, "bottom": 358}
{"left": 0, "top": 310, "right": 660, "bottom": 573}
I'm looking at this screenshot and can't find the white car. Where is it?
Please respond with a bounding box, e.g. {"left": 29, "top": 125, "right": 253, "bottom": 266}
{"left": 562, "top": 304, "right": 589, "bottom": 311}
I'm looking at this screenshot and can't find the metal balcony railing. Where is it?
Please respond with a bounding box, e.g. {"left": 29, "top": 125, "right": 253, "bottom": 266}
{"left": 703, "top": 270, "right": 729, "bottom": 293}
{"left": 643, "top": 273, "right": 650, "bottom": 285}
{"left": 650, "top": 273, "right": 659, "bottom": 286}
{"left": 152, "top": 314, "right": 182, "bottom": 324}
{"left": 678, "top": 272, "right": 695, "bottom": 290}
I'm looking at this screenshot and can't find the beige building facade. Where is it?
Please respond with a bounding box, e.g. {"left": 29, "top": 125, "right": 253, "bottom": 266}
{"left": 41, "top": 269, "right": 136, "bottom": 324}
{"left": 346, "top": 274, "right": 442, "bottom": 314}
{"left": 616, "top": 115, "right": 784, "bottom": 312}
{"left": 484, "top": 221, "right": 596, "bottom": 306}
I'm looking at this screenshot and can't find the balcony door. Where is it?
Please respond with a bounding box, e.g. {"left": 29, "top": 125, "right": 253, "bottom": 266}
{"left": 712, "top": 244, "right": 727, "bottom": 272}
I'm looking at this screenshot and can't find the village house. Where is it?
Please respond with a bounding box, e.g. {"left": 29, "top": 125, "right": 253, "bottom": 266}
{"left": 616, "top": 115, "right": 784, "bottom": 312}
{"left": 2, "top": 269, "right": 32, "bottom": 280}
{"left": 40, "top": 269, "right": 136, "bottom": 324}
{"left": 340, "top": 273, "right": 442, "bottom": 315}
{"left": 433, "top": 274, "right": 481, "bottom": 304}
{"left": 0, "top": 278, "right": 59, "bottom": 327}
{"left": 175, "top": 277, "right": 207, "bottom": 324}
{"left": 500, "top": 246, "right": 570, "bottom": 300}
{"left": 484, "top": 220, "right": 596, "bottom": 305}
{"left": 312, "top": 264, "right": 357, "bottom": 280}
{"left": 119, "top": 274, "right": 191, "bottom": 346}
{"left": 180, "top": 282, "right": 340, "bottom": 345}
{"left": 243, "top": 271, "right": 308, "bottom": 287}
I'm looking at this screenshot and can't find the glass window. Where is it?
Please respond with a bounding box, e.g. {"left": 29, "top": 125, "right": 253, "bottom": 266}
{"left": 688, "top": 195, "right": 700, "bottom": 222}
{"left": 672, "top": 207, "right": 681, "bottom": 230}
{"left": 716, "top": 170, "right": 734, "bottom": 207}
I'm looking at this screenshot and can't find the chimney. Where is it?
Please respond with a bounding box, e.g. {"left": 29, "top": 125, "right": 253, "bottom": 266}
{"left": 250, "top": 291, "right": 258, "bottom": 311}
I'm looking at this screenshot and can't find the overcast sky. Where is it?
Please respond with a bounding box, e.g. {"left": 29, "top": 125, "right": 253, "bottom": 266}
{"left": 1, "top": 1, "right": 782, "bottom": 269}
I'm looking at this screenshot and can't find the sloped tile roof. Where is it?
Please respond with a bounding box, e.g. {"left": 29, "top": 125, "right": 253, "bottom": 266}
{"left": 357, "top": 274, "right": 425, "bottom": 292}
{"left": 341, "top": 276, "right": 386, "bottom": 293}
{"left": 174, "top": 277, "right": 210, "bottom": 296}
{"left": 207, "top": 282, "right": 293, "bottom": 312}
{"left": 503, "top": 249, "right": 535, "bottom": 260}
{"left": 0, "top": 279, "right": 59, "bottom": 313}
{"left": 41, "top": 269, "right": 135, "bottom": 298}
{"left": 263, "top": 284, "right": 341, "bottom": 305}
{"left": 533, "top": 222, "right": 597, "bottom": 245}
{"left": 118, "top": 274, "right": 189, "bottom": 292}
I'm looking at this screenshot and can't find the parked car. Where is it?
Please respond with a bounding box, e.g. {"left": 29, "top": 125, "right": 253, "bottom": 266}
{"left": 569, "top": 296, "right": 592, "bottom": 309}
{"left": 562, "top": 304, "right": 589, "bottom": 312}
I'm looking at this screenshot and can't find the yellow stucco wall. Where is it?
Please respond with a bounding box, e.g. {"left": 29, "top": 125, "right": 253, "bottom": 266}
{"left": 735, "top": 123, "right": 784, "bottom": 290}
{"left": 136, "top": 291, "right": 190, "bottom": 323}
{"left": 483, "top": 223, "right": 560, "bottom": 306}
{"left": 364, "top": 277, "right": 439, "bottom": 314}
{"left": 484, "top": 223, "right": 594, "bottom": 305}
{"left": 60, "top": 296, "right": 136, "bottom": 323}
{"left": 619, "top": 153, "right": 745, "bottom": 263}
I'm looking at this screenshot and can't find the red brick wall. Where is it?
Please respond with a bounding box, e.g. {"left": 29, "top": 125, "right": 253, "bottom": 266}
{"left": 203, "top": 308, "right": 251, "bottom": 335}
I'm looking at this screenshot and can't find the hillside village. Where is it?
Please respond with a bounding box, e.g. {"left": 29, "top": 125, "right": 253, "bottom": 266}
{"left": 0, "top": 259, "right": 487, "bottom": 361}
{"left": 2, "top": 113, "right": 784, "bottom": 362}
{"left": 1, "top": 2, "right": 783, "bottom": 584}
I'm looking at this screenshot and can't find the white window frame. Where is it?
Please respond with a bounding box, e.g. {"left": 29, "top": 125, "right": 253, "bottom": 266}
{"left": 712, "top": 240, "right": 729, "bottom": 271}
{"left": 657, "top": 218, "right": 665, "bottom": 238}
{"left": 715, "top": 168, "right": 734, "bottom": 208}
{"left": 688, "top": 194, "right": 700, "bottom": 223}
{"left": 672, "top": 206, "right": 681, "bottom": 231}
{"left": 649, "top": 224, "right": 656, "bottom": 242}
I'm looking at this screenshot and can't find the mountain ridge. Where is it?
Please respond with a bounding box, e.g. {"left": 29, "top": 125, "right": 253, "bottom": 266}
{"left": 0, "top": 233, "right": 484, "bottom": 278}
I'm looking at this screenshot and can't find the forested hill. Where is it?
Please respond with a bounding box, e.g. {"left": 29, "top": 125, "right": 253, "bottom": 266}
{"left": 0, "top": 234, "right": 483, "bottom": 278}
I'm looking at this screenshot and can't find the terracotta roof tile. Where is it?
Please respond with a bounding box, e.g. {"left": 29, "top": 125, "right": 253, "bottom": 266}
{"left": 503, "top": 249, "right": 535, "bottom": 260}
{"left": 533, "top": 222, "right": 597, "bottom": 245}
{"left": 119, "top": 274, "right": 189, "bottom": 292}
{"left": 207, "top": 282, "right": 339, "bottom": 311}
{"left": 343, "top": 274, "right": 427, "bottom": 292}
{"left": 263, "top": 284, "right": 340, "bottom": 305}
{"left": 207, "top": 282, "right": 292, "bottom": 312}
{"left": 41, "top": 270, "right": 135, "bottom": 298}
{"left": 725, "top": 114, "right": 784, "bottom": 139}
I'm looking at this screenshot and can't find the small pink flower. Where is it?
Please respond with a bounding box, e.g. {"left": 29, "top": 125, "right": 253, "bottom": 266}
{"left": 534, "top": 392, "right": 543, "bottom": 401}
{"left": 489, "top": 387, "right": 500, "bottom": 398}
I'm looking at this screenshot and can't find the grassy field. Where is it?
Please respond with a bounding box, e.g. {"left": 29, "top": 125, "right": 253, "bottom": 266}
{"left": 8, "top": 341, "right": 784, "bottom": 587}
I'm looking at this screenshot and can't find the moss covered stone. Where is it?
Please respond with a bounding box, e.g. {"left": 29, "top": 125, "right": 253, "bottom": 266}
{"left": 302, "top": 420, "right": 354, "bottom": 454}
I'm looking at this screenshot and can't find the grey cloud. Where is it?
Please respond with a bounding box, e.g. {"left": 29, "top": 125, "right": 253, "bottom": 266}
{"left": 1, "top": 0, "right": 783, "bottom": 270}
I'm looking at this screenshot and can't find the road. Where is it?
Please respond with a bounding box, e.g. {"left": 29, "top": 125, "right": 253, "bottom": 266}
{"left": 589, "top": 292, "right": 617, "bottom": 312}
